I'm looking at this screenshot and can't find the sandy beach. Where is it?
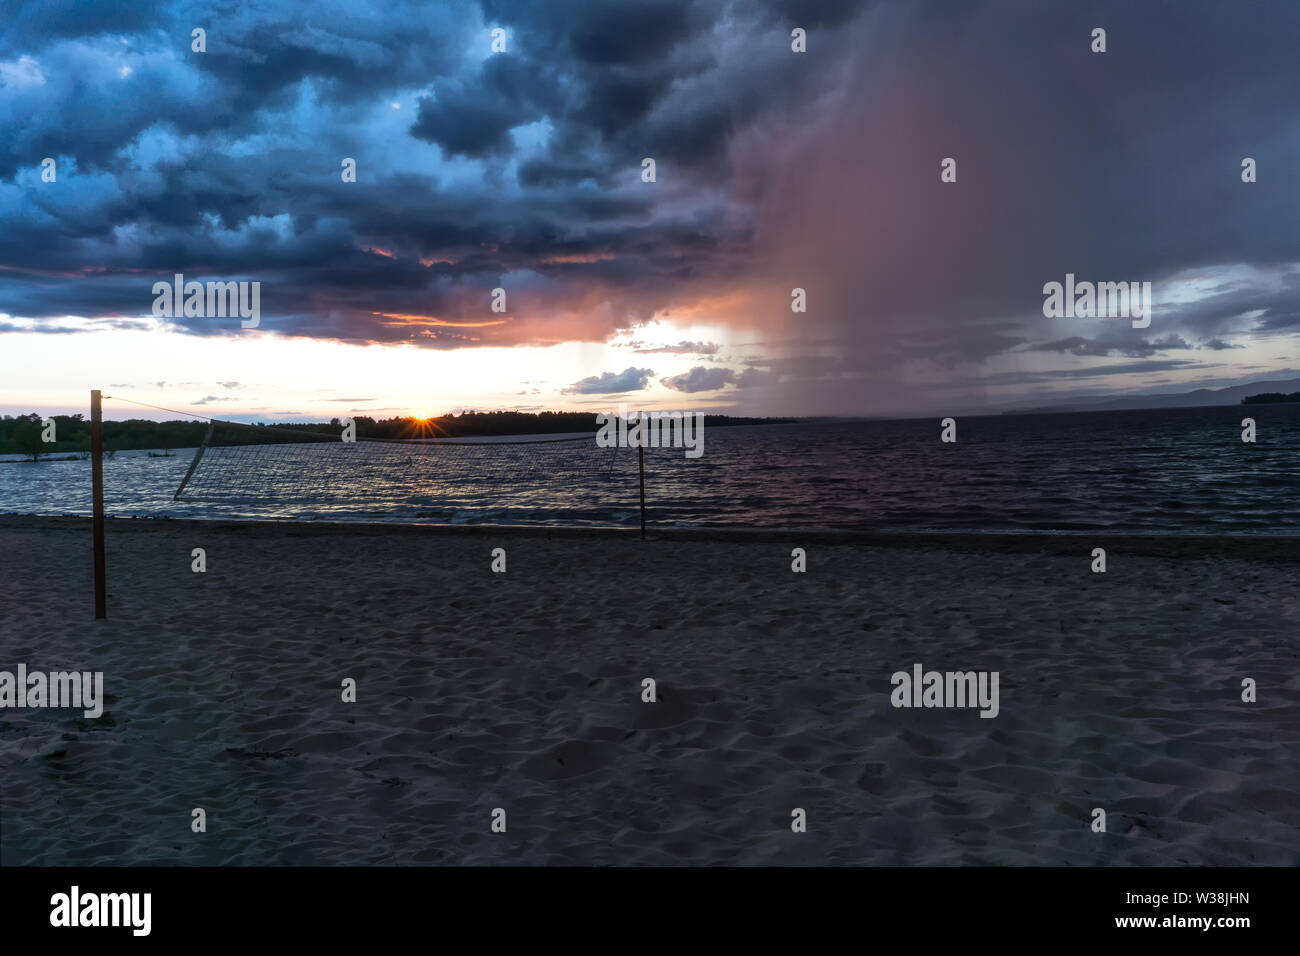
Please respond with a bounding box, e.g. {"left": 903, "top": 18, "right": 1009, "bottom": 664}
{"left": 1, "top": 515, "right": 1297, "bottom": 866}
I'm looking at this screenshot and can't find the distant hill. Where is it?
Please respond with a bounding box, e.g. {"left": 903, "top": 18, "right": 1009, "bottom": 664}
{"left": 1012, "top": 376, "right": 1300, "bottom": 414}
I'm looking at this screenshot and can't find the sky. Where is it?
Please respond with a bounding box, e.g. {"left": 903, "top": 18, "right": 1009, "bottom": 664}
{"left": 2, "top": 0, "right": 1299, "bottom": 422}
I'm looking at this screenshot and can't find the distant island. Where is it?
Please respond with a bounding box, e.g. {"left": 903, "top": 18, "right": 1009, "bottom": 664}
{"left": 0, "top": 410, "right": 800, "bottom": 458}
{"left": 1241, "top": 392, "right": 1300, "bottom": 404}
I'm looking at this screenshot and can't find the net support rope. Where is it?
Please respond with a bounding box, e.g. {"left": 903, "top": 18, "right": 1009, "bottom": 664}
{"left": 174, "top": 420, "right": 216, "bottom": 501}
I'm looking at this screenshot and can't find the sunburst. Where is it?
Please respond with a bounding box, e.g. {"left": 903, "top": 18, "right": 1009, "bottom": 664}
{"left": 402, "top": 412, "right": 446, "bottom": 440}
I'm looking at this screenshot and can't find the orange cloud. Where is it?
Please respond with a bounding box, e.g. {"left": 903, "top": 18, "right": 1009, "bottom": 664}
{"left": 373, "top": 312, "right": 508, "bottom": 328}
{"left": 540, "top": 252, "right": 616, "bottom": 264}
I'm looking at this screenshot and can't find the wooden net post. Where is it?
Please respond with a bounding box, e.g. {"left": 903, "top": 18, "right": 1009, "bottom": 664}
{"left": 638, "top": 441, "right": 646, "bottom": 541}
{"left": 91, "top": 389, "right": 106, "bottom": 619}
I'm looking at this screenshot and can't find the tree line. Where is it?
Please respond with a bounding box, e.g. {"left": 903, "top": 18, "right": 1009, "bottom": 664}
{"left": 1, "top": 411, "right": 797, "bottom": 459}
{"left": 1241, "top": 392, "right": 1300, "bottom": 405}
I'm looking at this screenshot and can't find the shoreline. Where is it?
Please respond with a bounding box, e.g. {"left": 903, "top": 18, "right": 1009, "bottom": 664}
{"left": 3, "top": 513, "right": 1299, "bottom": 562}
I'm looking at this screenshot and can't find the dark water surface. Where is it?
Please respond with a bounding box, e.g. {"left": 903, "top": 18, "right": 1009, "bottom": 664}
{"left": 1, "top": 405, "right": 1296, "bottom": 532}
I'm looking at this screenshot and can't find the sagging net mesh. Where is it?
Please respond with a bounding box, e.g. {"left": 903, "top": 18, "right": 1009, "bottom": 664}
{"left": 174, "top": 420, "right": 639, "bottom": 524}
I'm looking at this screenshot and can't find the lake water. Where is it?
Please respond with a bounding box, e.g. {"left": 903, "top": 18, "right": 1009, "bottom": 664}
{"left": 1, "top": 405, "right": 1297, "bottom": 533}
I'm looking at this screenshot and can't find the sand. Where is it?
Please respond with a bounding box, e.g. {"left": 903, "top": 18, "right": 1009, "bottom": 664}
{"left": 1, "top": 515, "right": 1298, "bottom": 866}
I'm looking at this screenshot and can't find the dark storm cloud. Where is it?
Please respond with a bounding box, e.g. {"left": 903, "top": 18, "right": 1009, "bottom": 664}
{"left": 1202, "top": 338, "right": 1244, "bottom": 351}
{"left": 735, "top": 366, "right": 778, "bottom": 387}
{"left": 973, "top": 359, "right": 1211, "bottom": 387}
{"left": 567, "top": 0, "right": 696, "bottom": 65}
{"left": 562, "top": 366, "right": 655, "bottom": 394}
{"left": 657, "top": 363, "right": 777, "bottom": 391}
{"left": 1, "top": 0, "right": 811, "bottom": 344}
{"left": 3, "top": 0, "right": 164, "bottom": 46}
{"left": 1033, "top": 333, "right": 1195, "bottom": 359}
{"left": 758, "top": 0, "right": 866, "bottom": 29}
{"left": 0, "top": 2, "right": 475, "bottom": 179}
{"left": 2, "top": 0, "right": 1299, "bottom": 412}
{"left": 660, "top": 365, "right": 733, "bottom": 392}
{"left": 409, "top": 52, "right": 565, "bottom": 158}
